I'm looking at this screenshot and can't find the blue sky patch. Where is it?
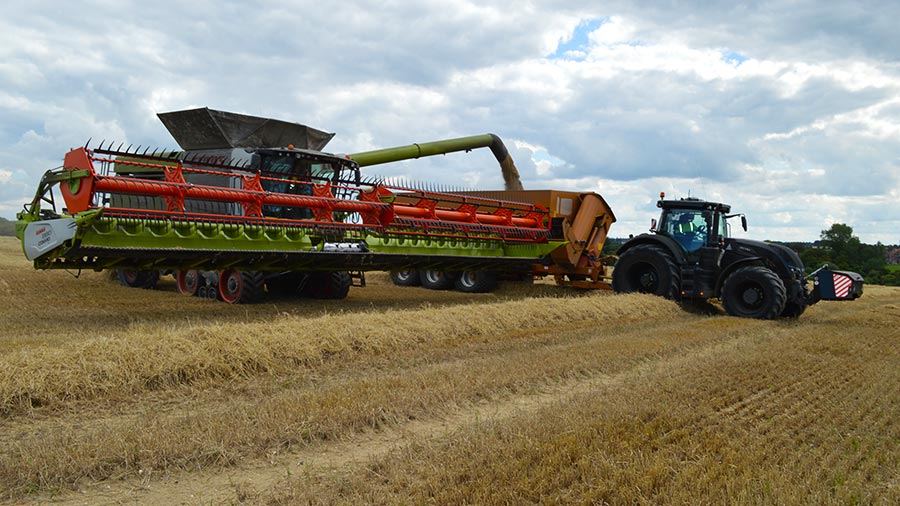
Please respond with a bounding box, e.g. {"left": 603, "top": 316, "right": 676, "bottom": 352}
{"left": 722, "top": 51, "right": 750, "bottom": 65}
{"left": 549, "top": 18, "right": 608, "bottom": 61}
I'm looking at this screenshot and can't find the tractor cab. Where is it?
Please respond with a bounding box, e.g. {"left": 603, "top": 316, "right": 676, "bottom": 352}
{"left": 654, "top": 195, "right": 740, "bottom": 256}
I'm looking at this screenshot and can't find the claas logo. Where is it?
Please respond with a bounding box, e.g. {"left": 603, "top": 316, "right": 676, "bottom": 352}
{"left": 34, "top": 227, "right": 47, "bottom": 236}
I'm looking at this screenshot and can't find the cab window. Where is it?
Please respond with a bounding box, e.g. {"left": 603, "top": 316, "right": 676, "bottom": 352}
{"left": 662, "top": 210, "right": 710, "bottom": 252}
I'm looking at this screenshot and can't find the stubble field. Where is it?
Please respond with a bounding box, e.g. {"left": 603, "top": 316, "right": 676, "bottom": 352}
{"left": 0, "top": 236, "right": 898, "bottom": 505}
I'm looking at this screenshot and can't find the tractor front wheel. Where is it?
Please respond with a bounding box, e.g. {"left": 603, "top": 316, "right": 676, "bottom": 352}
{"left": 721, "top": 266, "right": 786, "bottom": 319}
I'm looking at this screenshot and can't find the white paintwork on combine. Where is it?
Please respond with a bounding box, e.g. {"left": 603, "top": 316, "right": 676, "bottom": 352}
{"left": 23, "top": 218, "right": 77, "bottom": 260}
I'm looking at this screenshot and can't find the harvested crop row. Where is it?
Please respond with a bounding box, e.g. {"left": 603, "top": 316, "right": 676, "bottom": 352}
{"left": 0, "top": 290, "right": 671, "bottom": 415}
{"left": 0, "top": 298, "right": 707, "bottom": 499}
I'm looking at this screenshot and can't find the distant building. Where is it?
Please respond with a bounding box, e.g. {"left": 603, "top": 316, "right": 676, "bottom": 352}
{"left": 887, "top": 247, "right": 900, "bottom": 265}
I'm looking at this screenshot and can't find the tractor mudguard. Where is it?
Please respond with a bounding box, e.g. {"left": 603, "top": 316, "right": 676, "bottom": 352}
{"left": 616, "top": 234, "right": 687, "bottom": 265}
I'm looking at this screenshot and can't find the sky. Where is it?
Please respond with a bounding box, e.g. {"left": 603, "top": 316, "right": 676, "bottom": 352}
{"left": 1, "top": 0, "right": 898, "bottom": 244}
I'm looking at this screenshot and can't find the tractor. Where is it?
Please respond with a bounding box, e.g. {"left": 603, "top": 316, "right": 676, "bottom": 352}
{"left": 612, "top": 193, "right": 863, "bottom": 319}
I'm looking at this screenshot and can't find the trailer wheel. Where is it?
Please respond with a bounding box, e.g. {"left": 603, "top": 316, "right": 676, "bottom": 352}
{"left": 117, "top": 269, "right": 159, "bottom": 289}
{"left": 218, "top": 270, "right": 266, "bottom": 304}
{"left": 176, "top": 270, "right": 201, "bottom": 296}
{"left": 420, "top": 270, "right": 454, "bottom": 290}
{"left": 454, "top": 271, "right": 498, "bottom": 293}
{"left": 306, "top": 271, "right": 352, "bottom": 300}
{"left": 390, "top": 270, "right": 422, "bottom": 287}
{"left": 611, "top": 244, "right": 679, "bottom": 299}
{"left": 721, "top": 266, "right": 786, "bottom": 319}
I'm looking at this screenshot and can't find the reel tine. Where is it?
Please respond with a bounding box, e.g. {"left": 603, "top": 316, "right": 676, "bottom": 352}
{"left": 84, "top": 137, "right": 92, "bottom": 149}
{"left": 117, "top": 142, "right": 124, "bottom": 152}
{"left": 142, "top": 146, "right": 150, "bottom": 155}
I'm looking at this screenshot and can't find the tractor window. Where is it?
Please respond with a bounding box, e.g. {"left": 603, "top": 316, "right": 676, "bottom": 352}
{"left": 717, "top": 213, "right": 729, "bottom": 239}
{"left": 662, "top": 210, "right": 710, "bottom": 252}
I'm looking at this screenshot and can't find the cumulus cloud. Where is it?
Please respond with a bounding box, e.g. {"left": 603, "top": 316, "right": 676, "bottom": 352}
{"left": 0, "top": 0, "right": 897, "bottom": 243}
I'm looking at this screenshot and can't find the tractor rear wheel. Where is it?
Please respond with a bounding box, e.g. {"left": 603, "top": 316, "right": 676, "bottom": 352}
{"left": 721, "top": 266, "right": 786, "bottom": 319}
{"left": 454, "top": 270, "right": 498, "bottom": 293}
{"left": 117, "top": 269, "right": 160, "bottom": 289}
{"left": 611, "top": 244, "right": 679, "bottom": 299}
{"left": 218, "top": 270, "right": 266, "bottom": 304}
{"left": 390, "top": 270, "right": 422, "bottom": 287}
{"left": 420, "top": 270, "right": 454, "bottom": 290}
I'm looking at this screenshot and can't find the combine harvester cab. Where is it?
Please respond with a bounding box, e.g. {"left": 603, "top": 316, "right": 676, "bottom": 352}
{"left": 16, "top": 108, "right": 583, "bottom": 303}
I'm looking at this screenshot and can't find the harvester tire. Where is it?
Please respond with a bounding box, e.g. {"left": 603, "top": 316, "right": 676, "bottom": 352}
{"left": 454, "top": 270, "right": 498, "bottom": 293}
{"left": 611, "top": 244, "right": 679, "bottom": 299}
{"left": 176, "top": 270, "right": 201, "bottom": 296}
{"left": 390, "top": 270, "right": 422, "bottom": 287}
{"left": 117, "top": 269, "right": 160, "bottom": 289}
{"left": 266, "top": 273, "right": 304, "bottom": 297}
{"left": 420, "top": 270, "right": 454, "bottom": 290}
{"left": 721, "top": 266, "right": 786, "bottom": 319}
{"left": 308, "top": 271, "right": 352, "bottom": 300}
{"left": 218, "top": 270, "right": 266, "bottom": 304}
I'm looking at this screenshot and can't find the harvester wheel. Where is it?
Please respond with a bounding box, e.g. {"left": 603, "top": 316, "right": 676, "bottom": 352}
{"left": 117, "top": 269, "right": 160, "bottom": 289}
{"left": 218, "top": 270, "right": 266, "bottom": 304}
{"left": 611, "top": 244, "right": 679, "bottom": 299}
{"left": 305, "top": 271, "right": 352, "bottom": 299}
{"left": 390, "top": 270, "right": 422, "bottom": 287}
{"left": 420, "top": 270, "right": 454, "bottom": 290}
{"left": 721, "top": 266, "right": 786, "bottom": 319}
{"left": 266, "top": 273, "right": 304, "bottom": 297}
{"left": 176, "top": 270, "right": 201, "bottom": 296}
{"left": 454, "top": 270, "right": 498, "bottom": 293}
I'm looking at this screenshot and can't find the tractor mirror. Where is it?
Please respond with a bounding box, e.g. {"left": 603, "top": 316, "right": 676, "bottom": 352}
{"left": 741, "top": 215, "right": 747, "bottom": 232}
{"left": 650, "top": 218, "right": 657, "bottom": 231}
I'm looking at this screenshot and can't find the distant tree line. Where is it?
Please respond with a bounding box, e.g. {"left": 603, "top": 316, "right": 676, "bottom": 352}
{"left": 783, "top": 223, "right": 900, "bottom": 287}
{"left": 0, "top": 218, "right": 14, "bottom": 237}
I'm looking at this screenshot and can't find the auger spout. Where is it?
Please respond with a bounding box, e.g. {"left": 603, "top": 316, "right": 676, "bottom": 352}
{"left": 349, "top": 134, "right": 524, "bottom": 191}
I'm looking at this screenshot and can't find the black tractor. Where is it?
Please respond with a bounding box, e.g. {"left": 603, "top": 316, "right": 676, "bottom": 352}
{"left": 612, "top": 194, "right": 863, "bottom": 319}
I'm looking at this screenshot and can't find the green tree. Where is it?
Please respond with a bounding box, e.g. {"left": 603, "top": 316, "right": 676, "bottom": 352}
{"left": 819, "top": 223, "right": 889, "bottom": 284}
{"left": 0, "top": 218, "right": 16, "bottom": 237}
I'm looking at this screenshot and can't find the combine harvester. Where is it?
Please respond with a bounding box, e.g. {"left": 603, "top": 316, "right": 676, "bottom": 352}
{"left": 15, "top": 108, "right": 862, "bottom": 318}
{"left": 16, "top": 108, "right": 614, "bottom": 303}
